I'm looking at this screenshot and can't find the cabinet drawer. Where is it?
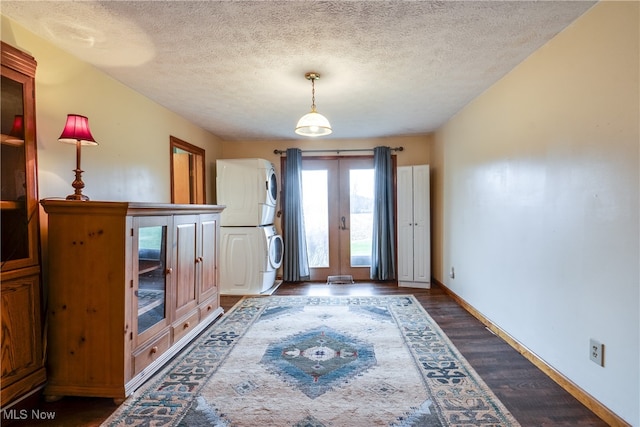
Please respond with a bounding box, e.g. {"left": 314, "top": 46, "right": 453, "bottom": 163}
{"left": 199, "top": 297, "right": 219, "bottom": 320}
{"left": 133, "top": 331, "right": 171, "bottom": 376}
{"left": 172, "top": 311, "right": 200, "bottom": 343}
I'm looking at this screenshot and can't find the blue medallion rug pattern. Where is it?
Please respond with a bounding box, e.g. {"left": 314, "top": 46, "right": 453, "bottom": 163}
{"left": 103, "top": 295, "right": 521, "bottom": 426}
{"left": 262, "top": 325, "right": 376, "bottom": 399}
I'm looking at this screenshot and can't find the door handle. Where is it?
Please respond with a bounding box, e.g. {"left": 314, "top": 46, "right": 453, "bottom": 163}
{"left": 340, "top": 216, "right": 347, "bottom": 230}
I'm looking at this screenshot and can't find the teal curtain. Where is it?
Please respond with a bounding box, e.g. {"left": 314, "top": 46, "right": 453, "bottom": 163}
{"left": 283, "top": 148, "right": 310, "bottom": 281}
{"left": 370, "top": 146, "right": 396, "bottom": 280}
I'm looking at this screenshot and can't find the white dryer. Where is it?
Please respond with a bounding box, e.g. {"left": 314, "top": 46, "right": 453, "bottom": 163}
{"left": 216, "top": 158, "right": 278, "bottom": 226}
{"left": 219, "top": 225, "right": 284, "bottom": 295}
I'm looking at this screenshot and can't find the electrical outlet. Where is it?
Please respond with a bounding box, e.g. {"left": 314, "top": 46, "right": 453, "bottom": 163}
{"left": 590, "top": 338, "right": 604, "bottom": 367}
{"left": 449, "top": 266, "right": 455, "bottom": 279}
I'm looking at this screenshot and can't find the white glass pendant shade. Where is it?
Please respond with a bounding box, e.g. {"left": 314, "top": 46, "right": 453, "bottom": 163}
{"left": 295, "top": 110, "right": 332, "bottom": 137}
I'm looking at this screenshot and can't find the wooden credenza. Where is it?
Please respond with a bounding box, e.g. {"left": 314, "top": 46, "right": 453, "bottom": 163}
{"left": 40, "top": 201, "right": 225, "bottom": 402}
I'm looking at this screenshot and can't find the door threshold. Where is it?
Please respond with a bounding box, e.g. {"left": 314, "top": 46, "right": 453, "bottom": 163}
{"left": 326, "top": 275, "right": 355, "bottom": 284}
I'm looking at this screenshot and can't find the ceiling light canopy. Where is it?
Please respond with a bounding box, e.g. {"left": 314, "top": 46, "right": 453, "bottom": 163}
{"left": 295, "top": 72, "right": 332, "bottom": 137}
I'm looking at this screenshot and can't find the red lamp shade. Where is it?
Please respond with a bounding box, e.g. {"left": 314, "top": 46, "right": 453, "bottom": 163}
{"left": 58, "top": 114, "right": 98, "bottom": 146}
{"left": 9, "top": 115, "right": 24, "bottom": 139}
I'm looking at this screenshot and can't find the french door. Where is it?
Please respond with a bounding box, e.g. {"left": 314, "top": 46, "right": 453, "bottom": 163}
{"left": 301, "top": 157, "right": 374, "bottom": 281}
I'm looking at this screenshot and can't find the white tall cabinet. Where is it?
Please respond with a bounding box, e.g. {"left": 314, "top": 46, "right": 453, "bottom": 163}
{"left": 397, "top": 165, "right": 431, "bottom": 288}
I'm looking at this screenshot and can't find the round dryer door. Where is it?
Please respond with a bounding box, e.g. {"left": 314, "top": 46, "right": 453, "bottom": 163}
{"left": 267, "top": 167, "right": 277, "bottom": 206}
{"left": 269, "top": 234, "right": 283, "bottom": 269}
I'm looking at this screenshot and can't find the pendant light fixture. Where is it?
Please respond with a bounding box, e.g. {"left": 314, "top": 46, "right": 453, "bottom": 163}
{"left": 295, "top": 72, "right": 332, "bottom": 137}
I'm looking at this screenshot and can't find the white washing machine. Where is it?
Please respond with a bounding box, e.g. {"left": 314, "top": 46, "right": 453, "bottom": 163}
{"left": 219, "top": 225, "right": 284, "bottom": 295}
{"left": 216, "top": 158, "right": 278, "bottom": 226}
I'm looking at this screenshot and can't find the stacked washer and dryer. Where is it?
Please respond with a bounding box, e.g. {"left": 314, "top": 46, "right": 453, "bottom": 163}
{"left": 216, "top": 159, "right": 284, "bottom": 295}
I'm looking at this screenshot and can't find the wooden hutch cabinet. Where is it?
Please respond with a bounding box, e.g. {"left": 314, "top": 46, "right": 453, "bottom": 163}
{"left": 39, "top": 201, "right": 224, "bottom": 402}
{"left": 0, "top": 42, "right": 46, "bottom": 407}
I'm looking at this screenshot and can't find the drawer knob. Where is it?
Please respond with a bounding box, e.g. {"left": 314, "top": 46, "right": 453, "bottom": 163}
{"left": 150, "top": 346, "right": 158, "bottom": 355}
{"left": 184, "top": 322, "right": 190, "bottom": 329}
{"left": 207, "top": 305, "right": 212, "bottom": 311}
{"left": 166, "top": 268, "right": 173, "bottom": 275}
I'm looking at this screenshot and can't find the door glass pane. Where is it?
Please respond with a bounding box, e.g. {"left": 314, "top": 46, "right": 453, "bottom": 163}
{"left": 302, "top": 169, "right": 328, "bottom": 268}
{"left": 349, "top": 169, "right": 374, "bottom": 267}
{"left": 138, "top": 225, "right": 167, "bottom": 334}
{"left": 1, "top": 76, "right": 28, "bottom": 262}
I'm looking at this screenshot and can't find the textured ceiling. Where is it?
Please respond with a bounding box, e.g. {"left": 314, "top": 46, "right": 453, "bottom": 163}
{"left": 1, "top": 1, "right": 596, "bottom": 141}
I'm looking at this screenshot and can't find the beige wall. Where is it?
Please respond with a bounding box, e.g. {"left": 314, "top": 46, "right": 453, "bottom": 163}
{"left": 221, "top": 134, "right": 432, "bottom": 167}
{"left": 434, "top": 2, "right": 638, "bottom": 424}
{"left": 1, "top": 16, "right": 224, "bottom": 204}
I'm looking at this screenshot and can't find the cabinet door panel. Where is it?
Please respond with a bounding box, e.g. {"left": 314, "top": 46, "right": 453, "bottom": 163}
{"left": 1, "top": 274, "right": 42, "bottom": 385}
{"left": 412, "top": 165, "right": 430, "bottom": 283}
{"left": 174, "top": 216, "right": 198, "bottom": 320}
{"left": 134, "top": 216, "right": 170, "bottom": 346}
{"left": 397, "top": 166, "right": 414, "bottom": 282}
{"left": 199, "top": 214, "right": 218, "bottom": 300}
{"left": 1, "top": 68, "right": 39, "bottom": 271}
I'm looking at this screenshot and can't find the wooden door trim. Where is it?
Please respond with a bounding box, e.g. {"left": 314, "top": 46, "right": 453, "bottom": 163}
{"left": 169, "top": 136, "right": 205, "bottom": 204}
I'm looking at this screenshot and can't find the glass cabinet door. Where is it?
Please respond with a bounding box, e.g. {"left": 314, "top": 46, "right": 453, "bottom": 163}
{"left": 1, "top": 71, "right": 35, "bottom": 268}
{"left": 134, "top": 217, "right": 170, "bottom": 343}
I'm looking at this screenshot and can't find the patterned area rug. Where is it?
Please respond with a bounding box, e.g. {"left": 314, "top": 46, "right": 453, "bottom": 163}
{"left": 103, "top": 295, "right": 520, "bottom": 426}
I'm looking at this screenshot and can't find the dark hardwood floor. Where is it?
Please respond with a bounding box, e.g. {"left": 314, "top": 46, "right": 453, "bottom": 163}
{"left": 4, "top": 282, "right": 608, "bottom": 426}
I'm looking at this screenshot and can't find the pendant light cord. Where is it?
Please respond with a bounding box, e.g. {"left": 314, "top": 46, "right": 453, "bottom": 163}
{"left": 310, "top": 77, "right": 316, "bottom": 112}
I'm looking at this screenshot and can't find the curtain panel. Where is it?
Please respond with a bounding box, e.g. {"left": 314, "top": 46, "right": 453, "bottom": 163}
{"left": 370, "top": 146, "right": 396, "bottom": 280}
{"left": 282, "top": 148, "right": 310, "bottom": 281}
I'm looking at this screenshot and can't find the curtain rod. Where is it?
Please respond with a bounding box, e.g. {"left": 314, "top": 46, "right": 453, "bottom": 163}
{"left": 273, "top": 146, "right": 404, "bottom": 155}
